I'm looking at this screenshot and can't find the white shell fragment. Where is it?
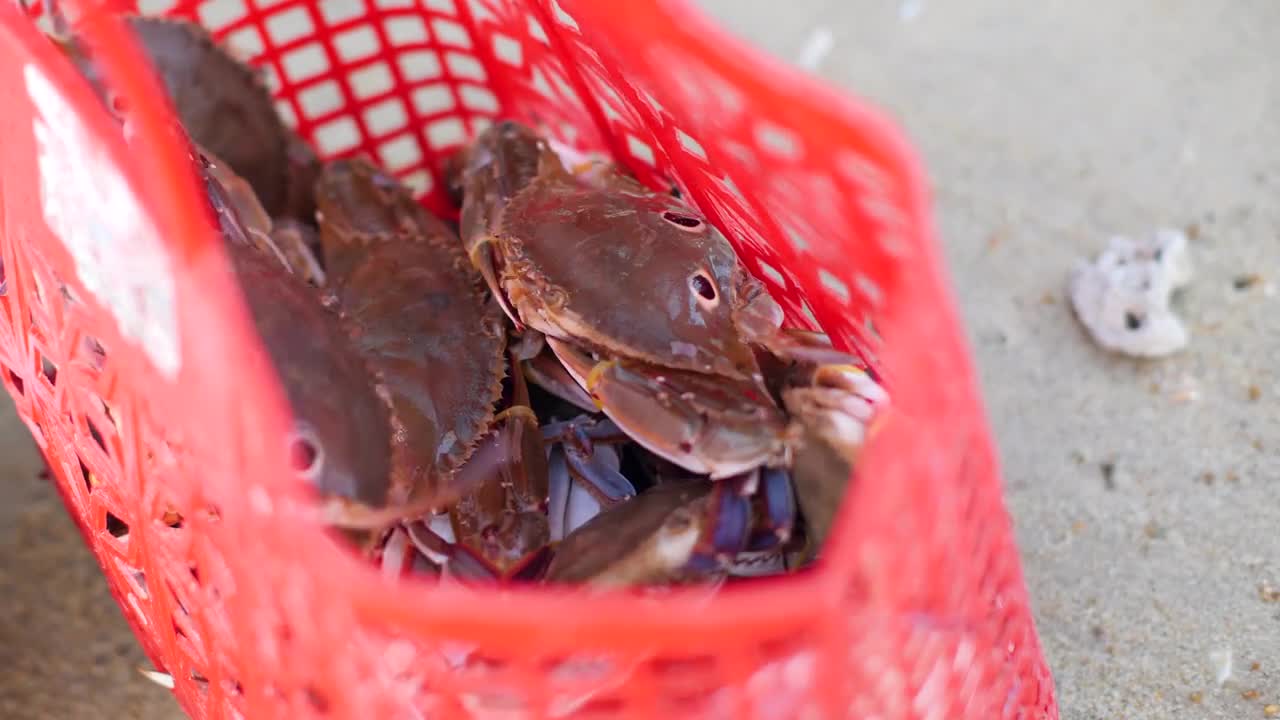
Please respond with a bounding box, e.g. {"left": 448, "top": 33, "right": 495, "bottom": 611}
{"left": 1069, "top": 229, "right": 1193, "bottom": 357}
{"left": 138, "top": 668, "right": 176, "bottom": 689}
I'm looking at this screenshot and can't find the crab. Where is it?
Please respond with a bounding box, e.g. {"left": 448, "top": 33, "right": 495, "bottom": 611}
{"left": 56, "top": 14, "right": 320, "bottom": 222}
{"left": 451, "top": 120, "right": 892, "bottom": 569}
{"left": 453, "top": 120, "right": 798, "bottom": 477}
{"left": 313, "top": 158, "right": 510, "bottom": 528}
{"left": 217, "top": 217, "right": 395, "bottom": 538}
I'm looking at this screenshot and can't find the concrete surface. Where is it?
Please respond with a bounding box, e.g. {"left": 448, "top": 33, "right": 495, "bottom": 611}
{"left": 2, "top": 1, "right": 1278, "bottom": 718}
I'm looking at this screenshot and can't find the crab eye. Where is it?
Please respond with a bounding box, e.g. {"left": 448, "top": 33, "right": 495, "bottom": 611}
{"left": 662, "top": 211, "right": 703, "bottom": 230}
{"left": 690, "top": 272, "right": 719, "bottom": 307}
{"left": 286, "top": 424, "right": 324, "bottom": 481}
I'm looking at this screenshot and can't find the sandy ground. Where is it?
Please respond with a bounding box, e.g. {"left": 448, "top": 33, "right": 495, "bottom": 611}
{"left": 2, "top": 1, "right": 1278, "bottom": 718}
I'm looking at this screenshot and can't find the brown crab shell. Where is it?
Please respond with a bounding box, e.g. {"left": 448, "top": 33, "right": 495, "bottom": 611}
{"left": 226, "top": 244, "right": 395, "bottom": 520}
{"left": 456, "top": 120, "right": 760, "bottom": 382}
{"left": 65, "top": 15, "right": 317, "bottom": 220}
{"left": 315, "top": 158, "right": 508, "bottom": 513}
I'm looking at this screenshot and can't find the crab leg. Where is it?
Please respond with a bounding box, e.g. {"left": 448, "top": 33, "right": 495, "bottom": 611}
{"left": 746, "top": 466, "right": 797, "bottom": 552}
{"left": 685, "top": 471, "right": 755, "bottom": 574}
{"left": 541, "top": 415, "right": 635, "bottom": 507}
{"left": 546, "top": 444, "right": 629, "bottom": 543}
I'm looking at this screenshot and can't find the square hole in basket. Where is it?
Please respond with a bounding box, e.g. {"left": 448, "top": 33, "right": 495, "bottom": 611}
{"left": 526, "top": 15, "right": 549, "bottom": 44}
{"left": 384, "top": 15, "right": 429, "bottom": 45}
{"left": 224, "top": 26, "right": 265, "bottom": 59}
{"left": 424, "top": 117, "right": 466, "bottom": 149}
{"left": 334, "top": 25, "right": 380, "bottom": 63}
{"left": 411, "top": 84, "right": 455, "bottom": 115}
{"left": 87, "top": 417, "right": 108, "bottom": 455}
{"left": 550, "top": 0, "right": 580, "bottom": 31}
{"left": 5, "top": 363, "right": 23, "bottom": 397}
{"left": 398, "top": 50, "right": 442, "bottom": 82}
{"left": 78, "top": 457, "right": 96, "bottom": 493}
{"left": 530, "top": 67, "right": 555, "bottom": 99}
{"left": 281, "top": 44, "right": 330, "bottom": 83}
{"left": 348, "top": 62, "right": 395, "bottom": 100}
{"left": 427, "top": 17, "right": 467, "bottom": 46}
{"left": 819, "top": 270, "right": 851, "bottom": 305}
{"left": 298, "top": 80, "right": 343, "bottom": 119}
{"left": 319, "top": 0, "right": 364, "bottom": 26}
{"left": 105, "top": 511, "right": 129, "bottom": 538}
{"left": 377, "top": 134, "right": 422, "bottom": 171}
{"left": 363, "top": 98, "right": 408, "bottom": 137}
{"left": 131, "top": 568, "right": 149, "bottom": 599}
{"left": 675, "top": 128, "right": 707, "bottom": 162}
{"left": 755, "top": 260, "right": 787, "bottom": 292}
{"left": 161, "top": 507, "right": 184, "bottom": 529}
{"left": 444, "top": 52, "right": 485, "bottom": 81}
{"left": 264, "top": 5, "right": 313, "bottom": 45}
{"left": 314, "top": 116, "right": 361, "bottom": 155}
{"left": 197, "top": 0, "right": 247, "bottom": 30}
{"left": 780, "top": 222, "right": 811, "bottom": 252}
{"left": 39, "top": 353, "right": 57, "bottom": 386}
{"left": 626, "top": 135, "right": 656, "bottom": 166}
{"left": 459, "top": 84, "right": 498, "bottom": 113}
{"left": 491, "top": 32, "right": 522, "bottom": 66}
{"left": 400, "top": 170, "right": 433, "bottom": 196}
{"left": 854, "top": 273, "right": 884, "bottom": 308}
{"left": 137, "top": 0, "right": 178, "bottom": 13}
{"left": 754, "top": 121, "right": 803, "bottom": 160}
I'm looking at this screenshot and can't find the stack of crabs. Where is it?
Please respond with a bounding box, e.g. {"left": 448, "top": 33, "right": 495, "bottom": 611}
{"left": 55, "top": 16, "right": 889, "bottom": 589}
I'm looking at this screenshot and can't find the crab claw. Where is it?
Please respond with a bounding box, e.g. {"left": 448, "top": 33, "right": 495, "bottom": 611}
{"left": 546, "top": 337, "right": 790, "bottom": 479}
{"left": 783, "top": 365, "right": 888, "bottom": 465}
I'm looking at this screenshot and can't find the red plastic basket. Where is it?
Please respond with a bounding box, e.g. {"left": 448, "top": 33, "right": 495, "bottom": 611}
{"left": 0, "top": 1, "right": 1057, "bottom": 718}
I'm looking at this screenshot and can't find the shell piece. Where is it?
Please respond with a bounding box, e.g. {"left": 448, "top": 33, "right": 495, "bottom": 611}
{"left": 1069, "top": 229, "right": 1192, "bottom": 357}
{"left": 315, "top": 159, "right": 508, "bottom": 512}
{"left": 457, "top": 120, "right": 760, "bottom": 380}
{"left": 226, "top": 245, "right": 393, "bottom": 522}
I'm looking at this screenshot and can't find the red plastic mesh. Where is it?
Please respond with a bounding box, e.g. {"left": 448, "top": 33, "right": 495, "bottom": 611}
{"left": 0, "top": 0, "right": 1058, "bottom": 718}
